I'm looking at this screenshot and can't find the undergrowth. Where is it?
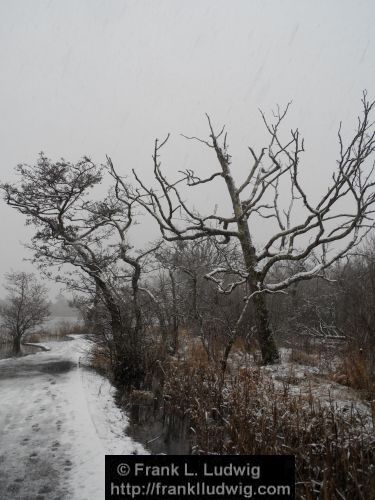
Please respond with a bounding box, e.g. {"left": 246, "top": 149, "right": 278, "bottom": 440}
{"left": 335, "top": 345, "right": 375, "bottom": 401}
{"left": 163, "top": 345, "right": 375, "bottom": 499}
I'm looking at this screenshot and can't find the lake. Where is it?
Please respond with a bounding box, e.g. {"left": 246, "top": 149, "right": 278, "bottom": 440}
{"left": 0, "top": 315, "right": 81, "bottom": 359}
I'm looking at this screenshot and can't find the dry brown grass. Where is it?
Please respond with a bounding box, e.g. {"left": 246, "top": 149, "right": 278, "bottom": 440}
{"left": 290, "top": 348, "right": 318, "bottom": 366}
{"left": 89, "top": 344, "right": 112, "bottom": 374}
{"left": 334, "top": 347, "right": 375, "bottom": 400}
{"left": 54, "top": 320, "right": 85, "bottom": 337}
{"left": 26, "top": 320, "right": 85, "bottom": 343}
{"left": 129, "top": 389, "right": 155, "bottom": 405}
{"left": 184, "top": 339, "right": 211, "bottom": 362}
{"left": 25, "top": 332, "right": 43, "bottom": 343}
{"left": 163, "top": 347, "right": 375, "bottom": 499}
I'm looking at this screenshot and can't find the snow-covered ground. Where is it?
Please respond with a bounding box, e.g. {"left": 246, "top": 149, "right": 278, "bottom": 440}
{"left": 229, "top": 346, "right": 374, "bottom": 433}
{"left": 0, "top": 336, "right": 147, "bottom": 500}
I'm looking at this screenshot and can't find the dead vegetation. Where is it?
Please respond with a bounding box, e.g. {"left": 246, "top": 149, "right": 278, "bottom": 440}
{"left": 162, "top": 341, "right": 375, "bottom": 499}
{"left": 25, "top": 320, "right": 85, "bottom": 343}
{"left": 332, "top": 346, "right": 375, "bottom": 401}
{"left": 3, "top": 96, "right": 375, "bottom": 498}
{"left": 289, "top": 348, "right": 319, "bottom": 367}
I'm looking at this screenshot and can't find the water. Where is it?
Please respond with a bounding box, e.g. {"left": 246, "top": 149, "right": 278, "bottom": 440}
{"left": 0, "top": 315, "right": 81, "bottom": 360}
{"left": 117, "top": 391, "right": 191, "bottom": 455}
{"left": 0, "top": 343, "right": 42, "bottom": 360}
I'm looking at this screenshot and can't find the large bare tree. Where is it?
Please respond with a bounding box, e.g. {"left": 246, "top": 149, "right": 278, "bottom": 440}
{"left": 109, "top": 93, "right": 375, "bottom": 364}
{"left": 0, "top": 272, "right": 50, "bottom": 353}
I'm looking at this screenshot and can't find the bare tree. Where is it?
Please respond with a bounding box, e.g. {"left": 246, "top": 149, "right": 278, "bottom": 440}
{"left": 109, "top": 92, "right": 375, "bottom": 364}
{"left": 154, "top": 238, "right": 245, "bottom": 366}
{"left": 0, "top": 155, "right": 124, "bottom": 337}
{"left": 1, "top": 154, "right": 160, "bottom": 382}
{"left": 0, "top": 272, "right": 50, "bottom": 353}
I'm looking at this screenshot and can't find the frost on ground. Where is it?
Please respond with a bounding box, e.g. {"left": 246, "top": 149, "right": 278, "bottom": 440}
{"left": 0, "top": 336, "right": 147, "bottom": 500}
{"left": 226, "top": 344, "right": 374, "bottom": 439}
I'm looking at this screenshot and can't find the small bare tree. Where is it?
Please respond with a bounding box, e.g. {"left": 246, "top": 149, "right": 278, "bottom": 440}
{"left": 154, "top": 238, "right": 245, "bottom": 365}
{"left": 0, "top": 272, "right": 50, "bottom": 353}
{"left": 109, "top": 93, "right": 375, "bottom": 364}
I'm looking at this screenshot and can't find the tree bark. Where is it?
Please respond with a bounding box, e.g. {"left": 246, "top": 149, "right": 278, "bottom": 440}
{"left": 13, "top": 335, "right": 21, "bottom": 355}
{"left": 239, "top": 232, "right": 279, "bottom": 364}
{"left": 251, "top": 291, "right": 279, "bottom": 364}
{"left": 220, "top": 162, "right": 280, "bottom": 364}
{"left": 94, "top": 277, "right": 123, "bottom": 345}
{"left": 169, "top": 270, "right": 179, "bottom": 352}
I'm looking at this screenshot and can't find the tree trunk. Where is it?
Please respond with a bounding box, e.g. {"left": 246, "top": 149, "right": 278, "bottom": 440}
{"left": 220, "top": 336, "right": 235, "bottom": 386}
{"left": 94, "top": 277, "right": 123, "bottom": 345}
{"left": 13, "top": 336, "right": 21, "bottom": 355}
{"left": 219, "top": 153, "right": 280, "bottom": 365}
{"left": 252, "top": 290, "right": 279, "bottom": 364}
{"left": 238, "top": 221, "right": 280, "bottom": 364}
{"left": 131, "top": 262, "right": 142, "bottom": 341}
{"left": 169, "top": 270, "right": 179, "bottom": 352}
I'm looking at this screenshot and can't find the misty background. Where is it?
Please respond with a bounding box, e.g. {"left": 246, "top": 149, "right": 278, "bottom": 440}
{"left": 1, "top": 0, "right": 374, "bottom": 297}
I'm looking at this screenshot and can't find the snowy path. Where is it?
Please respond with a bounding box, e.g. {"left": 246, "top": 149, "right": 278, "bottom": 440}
{"left": 0, "top": 336, "right": 147, "bottom": 500}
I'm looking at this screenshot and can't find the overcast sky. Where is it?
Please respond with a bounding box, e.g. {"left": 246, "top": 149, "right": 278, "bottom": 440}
{"left": 0, "top": 0, "right": 374, "bottom": 296}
